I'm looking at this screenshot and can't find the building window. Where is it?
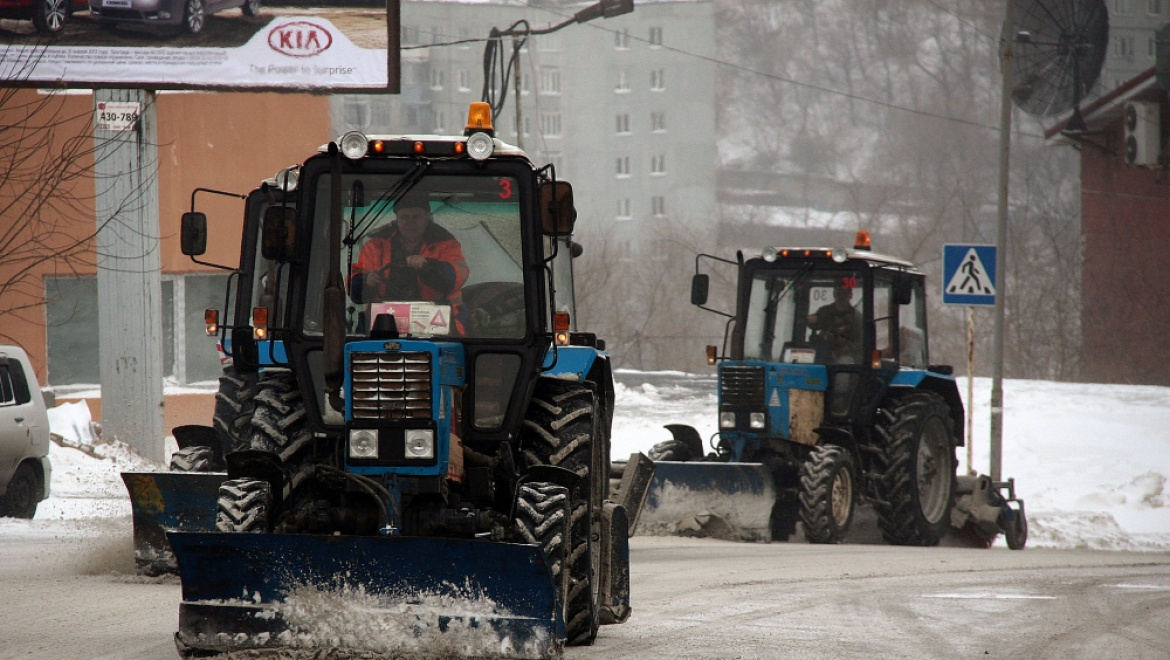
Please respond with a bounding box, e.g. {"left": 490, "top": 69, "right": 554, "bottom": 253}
{"left": 616, "top": 156, "right": 631, "bottom": 178}
{"left": 616, "top": 113, "right": 630, "bottom": 134}
{"left": 651, "top": 154, "right": 666, "bottom": 175}
{"left": 433, "top": 108, "right": 446, "bottom": 133}
{"left": 521, "top": 72, "right": 531, "bottom": 95}
{"left": 651, "top": 111, "right": 666, "bottom": 132}
{"left": 402, "top": 25, "right": 419, "bottom": 45}
{"left": 372, "top": 103, "right": 394, "bottom": 128}
{"left": 459, "top": 26, "right": 471, "bottom": 49}
{"left": 539, "top": 33, "right": 562, "bottom": 52}
{"left": 430, "top": 67, "right": 444, "bottom": 90}
{"left": 615, "top": 29, "right": 629, "bottom": 49}
{"left": 650, "top": 68, "right": 665, "bottom": 91}
{"left": 1116, "top": 34, "right": 1135, "bottom": 61}
{"left": 649, "top": 26, "right": 663, "bottom": 46}
{"left": 540, "top": 113, "right": 562, "bottom": 137}
{"left": 616, "top": 70, "right": 630, "bottom": 93}
{"left": 1151, "top": 37, "right": 1158, "bottom": 58}
{"left": 651, "top": 195, "right": 666, "bottom": 217}
{"left": 1151, "top": 0, "right": 1163, "bottom": 12}
{"left": 1115, "top": 0, "right": 1135, "bottom": 13}
{"left": 343, "top": 98, "right": 369, "bottom": 129}
{"left": 544, "top": 152, "right": 564, "bottom": 174}
{"left": 540, "top": 67, "right": 561, "bottom": 95}
{"left": 431, "top": 26, "right": 442, "bottom": 45}
{"left": 617, "top": 198, "right": 631, "bottom": 220}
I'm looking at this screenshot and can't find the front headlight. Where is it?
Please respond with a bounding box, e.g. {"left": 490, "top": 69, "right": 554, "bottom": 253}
{"left": 349, "top": 429, "right": 379, "bottom": 459}
{"left": 749, "top": 412, "right": 766, "bottom": 429}
{"left": 466, "top": 132, "right": 494, "bottom": 160}
{"left": 405, "top": 429, "right": 435, "bottom": 459}
{"left": 719, "top": 412, "right": 736, "bottom": 428}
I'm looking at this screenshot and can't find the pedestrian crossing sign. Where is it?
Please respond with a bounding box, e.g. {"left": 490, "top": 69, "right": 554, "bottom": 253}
{"left": 942, "top": 244, "right": 997, "bottom": 306}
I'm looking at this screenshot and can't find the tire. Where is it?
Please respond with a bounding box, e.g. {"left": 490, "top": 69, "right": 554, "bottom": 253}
{"left": 169, "top": 445, "right": 217, "bottom": 472}
{"left": 521, "top": 380, "right": 600, "bottom": 646}
{"left": 873, "top": 392, "right": 957, "bottom": 546}
{"left": 215, "top": 478, "right": 271, "bottom": 532}
{"left": 798, "top": 444, "right": 855, "bottom": 544}
{"left": 515, "top": 482, "right": 571, "bottom": 616}
{"left": 770, "top": 500, "right": 798, "bottom": 541}
{"left": 182, "top": 0, "right": 205, "bottom": 35}
{"left": 0, "top": 463, "right": 40, "bottom": 519}
{"left": 1003, "top": 507, "right": 1028, "bottom": 550}
{"left": 212, "top": 366, "right": 258, "bottom": 455}
{"left": 244, "top": 369, "right": 314, "bottom": 504}
{"left": 241, "top": 0, "right": 259, "bottom": 16}
{"left": 31, "top": 0, "right": 69, "bottom": 35}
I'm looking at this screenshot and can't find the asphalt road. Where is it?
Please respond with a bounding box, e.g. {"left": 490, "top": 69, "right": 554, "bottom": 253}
{"left": 1, "top": 523, "right": 1167, "bottom": 660}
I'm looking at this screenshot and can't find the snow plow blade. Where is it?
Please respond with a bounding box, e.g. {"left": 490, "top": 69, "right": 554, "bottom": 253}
{"left": 121, "top": 472, "right": 224, "bottom": 576}
{"left": 637, "top": 461, "right": 777, "bottom": 542}
{"left": 168, "top": 531, "right": 565, "bottom": 659}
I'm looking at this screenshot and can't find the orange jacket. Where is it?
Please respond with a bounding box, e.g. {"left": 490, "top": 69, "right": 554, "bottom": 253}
{"left": 350, "top": 222, "right": 469, "bottom": 334}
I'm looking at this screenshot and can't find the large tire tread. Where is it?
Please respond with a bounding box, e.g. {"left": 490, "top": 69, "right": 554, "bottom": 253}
{"left": 212, "top": 366, "right": 258, "bottom": 454}
{"left": 873, "top": 392, "right": 956, "bottom": 546}
{"left": 216, "top": 478, "right": 271, "bottom": 532}
{"left": 521, "top": 381, "right": 599, "bottom": 646}
{"left": 169, "top": 445, "right": 218, "bottom": 472}
{"left": 798, "top": 445, "right": 854, "bottom": 544}
{"left": 515, "top": 482, "right": 571, "bottom": 611}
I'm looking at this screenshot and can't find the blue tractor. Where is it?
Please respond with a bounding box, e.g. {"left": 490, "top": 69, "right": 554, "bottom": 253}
{"left": 134, "top": 102, "right": 651, "bottom": 659}
{"left": 641, "top": 232, "right": 1026, "bottom": 549}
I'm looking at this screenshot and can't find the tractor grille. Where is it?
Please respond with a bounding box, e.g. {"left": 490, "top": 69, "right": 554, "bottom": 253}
{"left": 720, "top": 365, "right": 766, "bottom": 408}
{"left": 350, "top": 352, "right": 433, "bottom": 420}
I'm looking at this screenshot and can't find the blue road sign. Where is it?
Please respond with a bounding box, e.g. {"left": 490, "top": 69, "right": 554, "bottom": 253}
{"left": 942, "top": 244, "right": 997, "bottom": 306}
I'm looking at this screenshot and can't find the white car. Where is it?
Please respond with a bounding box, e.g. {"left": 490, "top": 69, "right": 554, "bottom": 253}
{"left": 0, "top": 345, "right": 51, "bottom": 519}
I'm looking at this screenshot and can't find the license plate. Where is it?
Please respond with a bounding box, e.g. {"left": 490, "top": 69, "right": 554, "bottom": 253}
{"left": 103, "top": 0, "right": 131, "bottom": 8}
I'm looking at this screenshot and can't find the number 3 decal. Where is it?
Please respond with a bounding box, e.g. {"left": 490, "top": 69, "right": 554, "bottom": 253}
{"left": 498, "top": 179, "right": 513, "bottom": 199}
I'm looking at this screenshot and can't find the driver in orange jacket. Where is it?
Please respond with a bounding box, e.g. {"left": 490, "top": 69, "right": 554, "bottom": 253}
{"left": 349, "top": 193, "right": 469, "bottom": 335}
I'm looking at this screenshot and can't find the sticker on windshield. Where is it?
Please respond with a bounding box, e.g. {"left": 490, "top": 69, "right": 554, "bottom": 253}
{"left": 369, "top": 302, "right": 451, "bottom": 336}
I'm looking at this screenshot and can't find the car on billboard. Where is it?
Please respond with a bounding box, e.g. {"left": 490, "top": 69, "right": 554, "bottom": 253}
{"left": 0, "top": 0, "right": 89, "bottom": 35}
{"left": 88, "top": 0, "right": 258, "bottom": 35}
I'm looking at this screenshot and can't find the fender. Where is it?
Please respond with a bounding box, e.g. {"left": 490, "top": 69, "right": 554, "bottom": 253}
{"left": 889, "top": 369, "right": 965, "bottom": 447}
{"left": 540, "top": 345, "right": 603, "bottom": 382}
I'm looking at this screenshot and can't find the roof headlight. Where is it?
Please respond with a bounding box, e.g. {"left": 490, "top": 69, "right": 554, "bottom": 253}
{"left": 466, "top": 132, "right": 494, "bottom": 161}
{"left": 832, "top": 248, "right": 848, "bottom": 263}
{"left": 762, "top": 246, "right": 778, "bottom": 262}
{"left": 339, "top": 131, "right": 369, "bottom": 160}
{"left": 273, "top": 166, "right": 299, "bottom": 192}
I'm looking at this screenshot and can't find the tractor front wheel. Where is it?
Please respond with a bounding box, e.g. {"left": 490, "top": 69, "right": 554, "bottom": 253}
{"left": 521, "top": 380, "right": 601, "bottom": 646}
{"left": 798, "top": 445, "right": 854, "bottom": 543}
{"left": 873, "top": 392, "right": 957, "bottom": 546}
{"left": 515, "top": 482, "right": 572, "bottom": 618}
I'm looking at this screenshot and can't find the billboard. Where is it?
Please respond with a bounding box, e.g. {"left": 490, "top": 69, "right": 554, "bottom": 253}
{"left": 0, "top": 0, "right": 398, "bottom": 92}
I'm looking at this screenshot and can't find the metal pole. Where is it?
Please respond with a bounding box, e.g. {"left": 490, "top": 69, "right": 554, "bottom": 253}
{"left": 990, "top": 0, "right": 1015, "bottom": 482}
{"left": 513, "top": 35, "right": 524, "bottom": 150}
{"left": 966, "top": 306, "right": 975, "bottom": 475}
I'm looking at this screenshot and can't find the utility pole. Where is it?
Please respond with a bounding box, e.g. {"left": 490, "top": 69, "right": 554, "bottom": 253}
{"left": 93, "top": 89, "right": 166, "bottom": 462}
{"left": 991, "top": 0, "right": 1015, "bottom": 482}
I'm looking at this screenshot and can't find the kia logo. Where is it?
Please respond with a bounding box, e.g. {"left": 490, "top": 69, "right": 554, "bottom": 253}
{"left": 268, "top": 21, "right": 333, "bottom": 57}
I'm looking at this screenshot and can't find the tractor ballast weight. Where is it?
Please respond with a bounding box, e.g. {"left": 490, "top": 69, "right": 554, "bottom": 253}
{"left": 641, "top": 233, "right": 1026, "bottom": 548}
{"left": 138, "top": 103, "right": 650, "bottom": 659}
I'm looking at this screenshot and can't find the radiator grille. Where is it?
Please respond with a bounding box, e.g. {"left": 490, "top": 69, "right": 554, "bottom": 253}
{"left": 720, "top": 365, "right": 765, "bottom": 408}
{"left": 350, "top": 352, "right": 433, "bottom": 420}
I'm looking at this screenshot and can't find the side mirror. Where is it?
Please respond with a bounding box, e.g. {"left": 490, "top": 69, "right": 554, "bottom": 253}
{"left": 540, "top": 180, "right": 576, "bottom": 236}
{"left": 691, "top": 274, "right": 710, "bottom": 306}
{"left": 895, "top": 280, "right": 913, "bottom": 305}
{"left": 262, "top": 206, "right": 297, "bottom": 262}
{"left": 180, "top": 212, "right": 208, "bottom": 256}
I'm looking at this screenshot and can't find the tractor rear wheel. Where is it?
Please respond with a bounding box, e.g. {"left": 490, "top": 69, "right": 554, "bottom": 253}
{"left": 515, "top": 482, "right": 572, "bottom": 618}
{"left": 798, "top": 444, "right": 854, "bottom": 543}
{"left": 521, "top": 380, "right": 601, "bottom": 646}
{"left": 873, "top": 392, "right": 956, "bottom": 546}
{"left": 215, "top": 478, "right": 272, "bottom": 532}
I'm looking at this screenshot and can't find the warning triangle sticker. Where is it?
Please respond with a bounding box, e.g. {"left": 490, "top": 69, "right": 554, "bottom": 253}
{"left": 768, "top": 390, "right": 780, "bottom": 407}
{"left": 430, "top": 309, "right": 448, "bottom": 327}
{"left": 946, "top": 248, "right": 995, "bottom": 296}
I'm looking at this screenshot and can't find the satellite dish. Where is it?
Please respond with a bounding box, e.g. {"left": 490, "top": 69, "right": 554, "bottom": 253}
{"left": 1006, "top": 0, "right": 1109, "bottom": 119}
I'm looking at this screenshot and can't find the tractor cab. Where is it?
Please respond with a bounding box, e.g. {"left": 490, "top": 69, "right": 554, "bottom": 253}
{"left": 729, "top": 232, "right": 928, "bottom": 426}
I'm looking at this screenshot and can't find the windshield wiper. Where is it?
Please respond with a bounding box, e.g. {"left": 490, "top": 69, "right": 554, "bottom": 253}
{"left": 344, "top": 160, "right": 432, "bottom": 248}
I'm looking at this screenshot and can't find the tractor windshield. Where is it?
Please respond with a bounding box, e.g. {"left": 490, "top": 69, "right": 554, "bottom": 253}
{"left": 303, "top": 172, "right": 526, "bottom": 340}
{"left": 742, "top": 267, "right": 864, "bottom": 365}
